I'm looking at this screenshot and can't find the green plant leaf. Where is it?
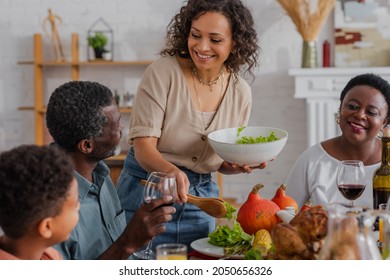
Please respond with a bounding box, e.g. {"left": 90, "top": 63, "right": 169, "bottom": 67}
{"left": 87, "top": 32, "right": 108, "bottom": 49}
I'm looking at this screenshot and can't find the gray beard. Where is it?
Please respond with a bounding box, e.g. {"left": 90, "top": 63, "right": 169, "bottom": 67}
{"left": 112, "top": 145, "right": 121, "bottom": 156}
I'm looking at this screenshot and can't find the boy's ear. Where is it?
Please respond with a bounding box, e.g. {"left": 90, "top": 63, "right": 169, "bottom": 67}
{"left": 37, "top": 218, "right": 53, "bottom": 239}
{"left": 77, "top": 139, "right": 94, "bottom": 154}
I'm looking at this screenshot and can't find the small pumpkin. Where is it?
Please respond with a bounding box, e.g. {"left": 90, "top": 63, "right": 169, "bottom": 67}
{"left": 237, "top": 184, "right": 280, "bottom": 234}
{"left": 271, "top": 184, "right": 299, "bottom": 213}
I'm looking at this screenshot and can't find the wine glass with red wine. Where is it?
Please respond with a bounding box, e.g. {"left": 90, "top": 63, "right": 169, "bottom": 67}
{"left": 133, "top": 172, "right": 177, "bottom": 260}
{"left": 336, "top": 160, "right": 366, "bottom": 211}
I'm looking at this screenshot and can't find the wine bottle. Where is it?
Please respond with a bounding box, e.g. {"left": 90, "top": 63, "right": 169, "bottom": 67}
{"left": 373, "top": 127, "right": 390, "bottom": 209}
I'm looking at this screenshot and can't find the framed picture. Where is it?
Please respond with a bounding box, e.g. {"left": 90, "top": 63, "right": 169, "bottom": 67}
{"left": 334, "top": 0, "right": 390, "bottom": 67}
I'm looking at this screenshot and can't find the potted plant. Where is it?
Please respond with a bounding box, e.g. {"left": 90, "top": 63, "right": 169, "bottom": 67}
{"left": 87, "top": 32, "right": 108, "bottom": 59}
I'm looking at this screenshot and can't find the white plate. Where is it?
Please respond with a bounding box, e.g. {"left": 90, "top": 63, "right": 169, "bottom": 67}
{"left": 190, "top": 237, "right": 245, "bottom": 259}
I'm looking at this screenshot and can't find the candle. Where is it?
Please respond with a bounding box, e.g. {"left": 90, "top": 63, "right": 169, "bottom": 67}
{"left": 322, "top": 40, "right": 330, "bottom": 67}
{"left": 380, "top": 218, "right": 384, "bottom": 243}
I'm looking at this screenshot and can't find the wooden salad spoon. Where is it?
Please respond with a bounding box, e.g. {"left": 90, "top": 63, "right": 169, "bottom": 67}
{"left": 140, "top": 179, "right": 227, "bottom": 218}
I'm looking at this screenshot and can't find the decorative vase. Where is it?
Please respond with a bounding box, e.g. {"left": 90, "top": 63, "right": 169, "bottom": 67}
{"left": 102, "top": 51, "right": 112, "bottom": 61}
{"left": 301, "top": 41, "right": 318, "bottom": 68}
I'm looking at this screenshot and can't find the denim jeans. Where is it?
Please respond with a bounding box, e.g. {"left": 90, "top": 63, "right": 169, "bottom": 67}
{"left": 116, "top": 147, "right": 219, "bottom": 251}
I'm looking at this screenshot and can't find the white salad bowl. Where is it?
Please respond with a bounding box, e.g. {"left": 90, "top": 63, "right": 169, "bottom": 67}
{"left": 207, "top": 126, "right": 288, "bottom": 166}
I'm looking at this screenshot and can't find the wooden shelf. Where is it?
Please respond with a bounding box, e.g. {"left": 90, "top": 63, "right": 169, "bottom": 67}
{"left": 17, "top": 106, "right": 34, "bottom": 110}
{"left": 17, "top": 61, "right": 34, "bottom": 65}
{"left": 18, "top": 106, "right": 132, "bottom": 114}
{"left": 18, "top": 60, "right": 72, "bottom": 66}
{"left": 106, "top": 153, "right": 127, "bottom": 162}
{"left": 119, "top": 107, "right": 132, "bottom": 113}
{"left": 103, "top": 153, "right": 128, "bottom": 185}
{"left": 79, "top": 60, "right": 153, "bottom": 66}
{"left": 18, "top": 33, "right": 146, "bottom": 145}
{"left": 18, "top": 60, "right": 153, "bottom": 66}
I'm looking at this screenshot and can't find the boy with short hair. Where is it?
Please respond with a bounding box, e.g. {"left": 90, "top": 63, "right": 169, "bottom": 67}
{"left": 0, "top": 145, "right": 79, "bottom": 260}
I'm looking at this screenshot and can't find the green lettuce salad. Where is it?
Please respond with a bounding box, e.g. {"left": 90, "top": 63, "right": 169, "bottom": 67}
{"left": 208, "top": 202, "right": 253, "bottom": 258}
{"left": 235, "top": 126, "right": 279, "bottom": 144}
{"left": 223, "top": 201, "right": 237, "bottom": 220}
{"left": 208, "top": 222, "right": 252, "bottom": 248}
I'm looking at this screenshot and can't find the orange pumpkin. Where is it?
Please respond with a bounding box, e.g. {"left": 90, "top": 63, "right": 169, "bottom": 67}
{"left": 237, "top": 184, "right": 280, "bottom": 234}
{"left": 271, "top": 184, "right": 299, "bottom": 213}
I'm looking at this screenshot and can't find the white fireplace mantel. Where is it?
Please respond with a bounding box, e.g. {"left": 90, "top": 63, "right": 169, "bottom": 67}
{"left": 289, "top": 67, "right": 390, "bottom": 148}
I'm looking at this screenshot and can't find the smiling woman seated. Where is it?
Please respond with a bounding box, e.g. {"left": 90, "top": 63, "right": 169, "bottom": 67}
{"left": 284, "top": 73, "right": 390, "bottom": 210}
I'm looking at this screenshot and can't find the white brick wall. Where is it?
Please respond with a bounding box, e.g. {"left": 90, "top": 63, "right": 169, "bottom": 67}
{"left": 0, "top": 0, "right": 334, "bottom": 201}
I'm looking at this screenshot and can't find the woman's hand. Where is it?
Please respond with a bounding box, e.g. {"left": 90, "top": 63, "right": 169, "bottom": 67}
{"left": 219, "top": 160, "right": 267, "bottom": 174}
{"left": 133, "top": 137, "right": 189, "bottom": 203}
{"left": 166, "top": 168, "right": 190, "bottom": 204}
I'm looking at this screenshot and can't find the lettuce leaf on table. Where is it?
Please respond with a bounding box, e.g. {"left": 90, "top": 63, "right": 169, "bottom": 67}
{"left": 208, "top": 221, "right": 253, "bottom": 257}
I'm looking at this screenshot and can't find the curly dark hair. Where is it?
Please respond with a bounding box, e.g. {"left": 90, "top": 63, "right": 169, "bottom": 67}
{"left": 161, "top": 0, "right": 259, "bottom": 78}
{"left": 0, "top": 145, "right": 74, "bottom": 238}
{"left": 46, "top": 81, "right": 113, "bottom": 152}
{"left": 340, "top": 73, "right": 390, "bottom": 122}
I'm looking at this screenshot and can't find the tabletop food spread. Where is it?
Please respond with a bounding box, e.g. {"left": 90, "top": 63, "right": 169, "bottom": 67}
{"left": 187, "top": 127, "right": 388, "bottom": 260}
{"left": 189, "top": 182, "right": 388, "bottom": 260}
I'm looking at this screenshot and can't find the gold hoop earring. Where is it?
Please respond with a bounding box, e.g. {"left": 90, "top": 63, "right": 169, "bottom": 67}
{"left": 377, "top": 127, "right": 385, "bottom": 138}
{"left": 336, "top": 114, "right": 340, "bottom": 124}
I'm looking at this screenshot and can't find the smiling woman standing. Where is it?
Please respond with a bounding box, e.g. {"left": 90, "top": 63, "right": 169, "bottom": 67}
{"left": 285, "top": 73, "right": 390, "bottom": 209}
{"left": 116, "top": 0, "right": 261, "bottom": 250}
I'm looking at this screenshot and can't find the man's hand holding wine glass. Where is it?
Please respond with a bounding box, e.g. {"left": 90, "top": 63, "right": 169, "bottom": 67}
{"left": 129, "top": 172, "right": 177, "bottom": 259}
{"left": 115, "top": 171, "right": 177, "bottom": 260}
{"left": 118, "top": 195, "right": 176, "bottom": 256}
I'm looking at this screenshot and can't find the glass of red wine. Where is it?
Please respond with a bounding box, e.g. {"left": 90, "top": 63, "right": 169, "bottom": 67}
{"left": 133, "top": 172, "right": 177, "bottom": 260}
{"left": 336, "top": 160, "right": 366, "bottom": 211}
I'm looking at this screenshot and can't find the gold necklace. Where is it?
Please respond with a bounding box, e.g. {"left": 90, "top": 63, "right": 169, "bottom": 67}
{"left": 192, "top": 70, "right": 224, "bottom": 130}
{"left": 190, "top": 60, "right": 224, "bottom": 92}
